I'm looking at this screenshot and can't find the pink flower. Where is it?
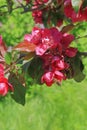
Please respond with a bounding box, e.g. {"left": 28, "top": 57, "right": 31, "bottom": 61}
{"left": 41, "top": 70, "right": 66, "bottom": 86}
{"left": 24, "top": 34, "right": 32, "bottom": 42}
{"left": 36, "top": 43, "right": 48, "bottom": 56}
{"left": 36, "top": 27, "right": 62, "bottom": 55}
{"left": 51, "top": 57, "right": 65, "bottom": 70}
{"left": 21, "top": 27, "right": 78, "bottom": 86}
{"left": 41, "top": 71, "right": 54, "bottom": 86}
{"left": 0, "top": 77, "right": 13, "bottom": 96}
{"left": 54, "top": 71, "right": 66, "bottom": 83}
{"left": 0, "top": 64, "right": 13, "bottom": 96}
{"left": 24, "top": 27, "right": 41, "bottom": 45}
{"left": 42, "top": 28, "right": 62, "bottom": 49}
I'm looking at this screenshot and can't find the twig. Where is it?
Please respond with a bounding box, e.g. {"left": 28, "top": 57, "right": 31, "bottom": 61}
{"left": 79, "top": 52, "right": 87, "bottom": 57}
{"left": 0, "top": 0, "right": 63, "bottom": 15}
{"left": 76, "top": 35, "right": 87, "bottom": 40}
{"left": 0, "top": 5, "right": 7, "bottom": 8}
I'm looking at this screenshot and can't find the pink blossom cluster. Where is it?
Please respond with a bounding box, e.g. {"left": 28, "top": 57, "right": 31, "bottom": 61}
{"left": 32, "top": 0, "right": 49, "bottom": 24}
{"left": 28, "top": 0, "right": 87, "bottom": 25}
{"left": 24, "top": 27, "right": 77, "bottom": 86}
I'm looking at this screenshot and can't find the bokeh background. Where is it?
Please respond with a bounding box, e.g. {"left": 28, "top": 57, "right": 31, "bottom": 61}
{"left": 0, "top": 1, "right": 87, "bottom": 130}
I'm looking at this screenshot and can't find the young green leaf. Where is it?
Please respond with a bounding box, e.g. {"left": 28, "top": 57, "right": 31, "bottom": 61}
{"left": 5, "top": 52, "right": 12, "bottom": 65}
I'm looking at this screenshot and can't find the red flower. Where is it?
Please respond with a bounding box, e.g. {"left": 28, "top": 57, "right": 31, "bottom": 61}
{"left": 41, "top": 71, "right": 54, "bottom": 86}
{"left": 0, "top": 77, "right": 13, "bottom": 96}
{"left": 42, "top": 28, "right": 62, "bottom": 49}
{"left": 0, "top": 64, "right": 13, "bottom": 96}
{"left": 64, "top": 0, "right": 87, "bottom": 22}
{"left": 24, "top": 27, "right": 42, "bottom": 45}
{"left": 0, "top": 82, "right": 8, "bottom": 96}
{"left": 35, "top": 27, "right": 62, "bottom": 55}
{"left": 32, "top": 9, "right": 43, "bottom": 24}
{"left": 41, "top": 53, "right": 53, "bottom": 70}
{"left": 65, "top": 47, "right": 77, "bottom": 57}
{"left": 51, "top": 57, "right": 65, "bottom": 70}
{"left": 78, "top": 7, "right": 87, "bottom": 21}
{"left": 20, "top": 27, "right": 78, "bottom": 86}
{"left": 54, "top": 70, "right": 66, "bottom": 83}
{"left": 25, "top": 0, "right": 30, "bottom": 4}
{"left": 0, "top": 64, "right": 4, "bottom": 77}
{"left": 64, "top": 0, "right": 77, "bottom": 22}
{"left": 56, "top": 20, "right": 63, "bottom": 27}
{"left": 61, "top": 33, "right": 74, "bottom": 50}
{"left": 36, "top": 43, "right": 48, "bottom": 56}
{"left": 41, "top": 70, "right": 66, "bottom": 86}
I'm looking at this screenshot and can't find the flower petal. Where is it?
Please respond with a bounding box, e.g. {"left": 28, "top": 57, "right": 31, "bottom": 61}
{"left": 41, "top": 71, "right": 54, "bottom": 86}
{"left": 65, "top": 47, "right": 77, "bottom": 57}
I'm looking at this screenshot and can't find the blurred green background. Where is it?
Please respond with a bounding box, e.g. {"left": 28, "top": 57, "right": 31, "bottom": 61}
{"left": 0, "top": 1, "right": 87, "bottom": 130}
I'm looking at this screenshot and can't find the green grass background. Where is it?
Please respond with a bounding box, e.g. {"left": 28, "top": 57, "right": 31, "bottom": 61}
{"left": 0, "top": 1, "right": 87, "bottom": 130}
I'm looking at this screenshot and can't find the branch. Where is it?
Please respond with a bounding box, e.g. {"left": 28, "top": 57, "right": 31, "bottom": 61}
{"left": 0, "top": 5, "right": 7, "bottom": 8}
{"left": 21, "top": 0, "right": 53, "bottom": 14}
{"left": 76, "top": 35, "right": 87, "bottom": 40}
{"left": 0, "top": 0, "right": 53, "bottom": 15}
{"left": 79, "top": 52, "right": 87, "bottom": 57}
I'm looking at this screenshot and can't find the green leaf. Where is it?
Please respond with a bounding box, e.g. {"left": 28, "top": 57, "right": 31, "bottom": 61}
{"left": 82, "top": 0, "right": 87, "bottom": 9}
{"left": 28, "top": 57, "right": 44, "bottom": 85}
{"left": 43, "top": 10, "right": 50, "bottom": 27}
{"left": 71, "top": 54, "right": 85, "bottom": 82}
{"left": 5, "top": 52, "right": 12, "bottom": 65}
{"left": 71, "top": 0, "right": 82, "bottom": 12}
{"left": 8, "top": 72, "right": 26, "bottom": 105}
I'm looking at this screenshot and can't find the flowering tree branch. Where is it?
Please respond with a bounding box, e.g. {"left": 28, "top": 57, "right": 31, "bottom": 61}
{"left": 0, "top": 0, "right": 87, "bottom": 105}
